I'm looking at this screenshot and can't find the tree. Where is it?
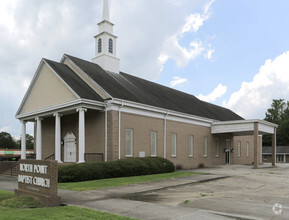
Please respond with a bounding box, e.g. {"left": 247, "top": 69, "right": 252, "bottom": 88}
{"left": 263, "top": 99, "right": 289, "bottom": 146}
{"left": 16, "top": 134, "right": 34, "bottom": 150}
{"left": 0, "top": 132, "right": 18, "bottom": 149}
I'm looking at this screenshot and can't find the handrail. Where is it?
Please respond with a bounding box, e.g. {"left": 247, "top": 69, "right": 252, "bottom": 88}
{"left": 45, "top": 154, "right": 55, "bottom": 160}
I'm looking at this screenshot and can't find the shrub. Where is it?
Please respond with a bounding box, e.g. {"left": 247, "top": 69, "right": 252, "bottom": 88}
{"left": 58, "top": 157, "right": 175, "bottom": 183}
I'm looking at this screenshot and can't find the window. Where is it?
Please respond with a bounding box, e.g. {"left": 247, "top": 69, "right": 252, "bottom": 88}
{"left": 125, "top": 129, "right": 133, "bottom": 157}
{"left": 98, "top": 38, "right": 102, "bottom": 53}
{"left": 109, "top": 38, "right": 113, "bottom": 53}
{"left": 150, "top": 131, "right": 157, "bottom": 156}
{"left": 237, "top": 141, "right": 241, "bottom": 157}
{"left": 216, "top": 138, "right": 220, "bottom": 157}
{"left": 171, "top": 133, "right": 177, "bottom": 157}
{"left": 246, "top": 142, "right": 249, "bottom": 157}
{"left": 203, "top": 137, "right": 208, "bottom": 157}
{"left": 189, "top": 135, "right": 194, "bottom": 157}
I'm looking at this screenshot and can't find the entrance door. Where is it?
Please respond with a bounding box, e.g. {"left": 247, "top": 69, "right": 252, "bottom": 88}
{"left": 225, "top": 139, "right": 231, "bottom": 165}
{"left": 64, "top": 131, "right": 77, "bottom": 162}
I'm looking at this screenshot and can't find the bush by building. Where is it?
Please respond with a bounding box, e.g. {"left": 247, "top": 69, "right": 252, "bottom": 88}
{"left": 58, "top": 157, "right": 175, "bottom": 183}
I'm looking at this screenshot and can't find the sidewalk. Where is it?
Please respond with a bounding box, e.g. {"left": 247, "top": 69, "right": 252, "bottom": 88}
{"left": 59, "top": 173, "right": 236, "bottom": 220}
{"left": 1, "top": 172, "right": 262, "bottom": 219}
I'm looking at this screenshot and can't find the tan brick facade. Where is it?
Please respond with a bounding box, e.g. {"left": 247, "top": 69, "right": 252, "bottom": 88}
{"left": 39, "top": 109, "right": 258, "bottom": 168}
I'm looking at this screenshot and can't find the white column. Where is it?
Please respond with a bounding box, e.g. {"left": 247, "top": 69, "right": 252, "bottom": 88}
{"left": 284, "top": 154, "right": 286, "bottom": 163}
{"left": 77, "top": 108, "right": 87, "bottom": 163}
{"left": 21, "top": 120, "right": 26, "bottom": 159}
{"left": 105, "top": 107, "right": 108, "bottom": 162}
{"left": 35, "top": 117, "right": 42, "bottom": 160}
{"left": 54, "top": 113, "right": 62, "bottom": 163}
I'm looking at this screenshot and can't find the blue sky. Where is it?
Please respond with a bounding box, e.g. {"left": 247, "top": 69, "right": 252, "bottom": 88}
{"left": 1, "top": 0, "right": 289, "bottom": 138}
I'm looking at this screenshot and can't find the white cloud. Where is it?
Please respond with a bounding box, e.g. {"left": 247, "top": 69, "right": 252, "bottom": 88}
{"left": 198, "top": 83, "right": 227, "bottom": 102}
{"left": 223, "top": 51, "right": 289, "bottom": 119}
{"left": 181, "top": 0, "right": 214, "bottom": 33}
{"left": 170, "top": 76, "right": 188, "bottom": 87}
{"left": 159, "top": 0, "right": 215, "bottom": 70}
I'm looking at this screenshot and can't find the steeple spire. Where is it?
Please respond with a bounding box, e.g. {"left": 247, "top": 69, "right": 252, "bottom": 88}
{"left": 92, "top": 0, "right": 120, "bottom": 73}
{"left": 102, "top": 0, "right": 109, "bottom": 21}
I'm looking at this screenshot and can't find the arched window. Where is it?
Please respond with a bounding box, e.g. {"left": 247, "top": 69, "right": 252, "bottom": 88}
{"left": 109, "top": 38, "right": 113, "bottom": 53}
{"left": 98, "top": 38, "right": 102, "bottom": 53}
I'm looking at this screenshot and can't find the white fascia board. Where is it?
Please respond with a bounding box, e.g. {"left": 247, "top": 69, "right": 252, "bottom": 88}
{"left": 107, "top": 99, "right": 213, "bottom": 127}
{"left": 61, "top": 55, "right": 112, "bottom": 99}
{"left": 212, "top": 119, "right": 277, "bottom": 134}
{"left": 16, "top": 99, "right": 105, "bottom": 121}
{"left": 15, "top": 59, "right": 45, "bottom": 116}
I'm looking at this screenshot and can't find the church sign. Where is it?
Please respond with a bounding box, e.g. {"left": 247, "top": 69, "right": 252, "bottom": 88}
{"left": 15, "top": 159, "right": 60, "bottom": 206}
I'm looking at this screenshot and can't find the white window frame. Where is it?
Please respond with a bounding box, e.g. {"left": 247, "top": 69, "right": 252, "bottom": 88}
{"left": 216, "top": 138, "right": 220, "bottom": 157}
{"left": 189, "top": 135, "right": 194, "bottom": 157}
{"left": 150, "top": 131, "right": 157, "bottom": 157}
{"left": 125, "top": 128, "right": 133, "bottom": 157}
{"left": 237, "top": 141, "right": 241, "bottom": 158}
{"left": 171, "top": 133, "right": 177, "bottom": 157}
{"left": 246, "top": 142, "right": 249, "bottom": 158}
{"left": 203, "top": 137, "right": 208, "bottom": 157}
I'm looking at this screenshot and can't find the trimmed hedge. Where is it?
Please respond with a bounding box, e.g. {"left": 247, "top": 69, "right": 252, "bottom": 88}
{"left": 58, "top": 157, "right": 175, "bottom": 183}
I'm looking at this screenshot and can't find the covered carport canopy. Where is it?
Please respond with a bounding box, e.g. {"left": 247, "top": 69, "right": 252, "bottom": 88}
{"left": 211, "top": 120, "right": 278, "bottom": 168}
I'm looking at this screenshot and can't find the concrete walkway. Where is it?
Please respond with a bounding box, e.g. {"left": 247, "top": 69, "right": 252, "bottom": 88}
{"left": 60, "top": 174, "right": 236, "bottom": 220}
{"left": 0, "top": 172, "right": 261, "bottom": 219}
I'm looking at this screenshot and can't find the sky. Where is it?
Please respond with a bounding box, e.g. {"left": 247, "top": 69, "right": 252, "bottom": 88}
{"left": 1, "top": 0, "right": 289, "bottom": 138}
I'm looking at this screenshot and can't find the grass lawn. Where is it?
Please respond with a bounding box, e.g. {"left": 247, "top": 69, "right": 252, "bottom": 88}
{"left": 58, "top": 171, "right": 201, "bottom": 191}
{"left": 0, "top": 190, "right": 135, "bottom": 220}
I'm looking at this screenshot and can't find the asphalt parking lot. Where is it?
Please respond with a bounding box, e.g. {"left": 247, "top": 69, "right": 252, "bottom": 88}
{"left": 129, "top": 164, "right": 289, "bottom": 220}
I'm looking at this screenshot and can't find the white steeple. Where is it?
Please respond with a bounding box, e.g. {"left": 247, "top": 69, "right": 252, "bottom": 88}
{"left": 102, "top": 0, "right": 109, "bottom": 21}
{"left": 92, "top": 0, "right": 120, "bottom": 73}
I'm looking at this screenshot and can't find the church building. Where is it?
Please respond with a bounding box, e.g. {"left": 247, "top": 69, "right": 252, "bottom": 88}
{"left": 16, "top": 0, "right": 277, "bottom": 169}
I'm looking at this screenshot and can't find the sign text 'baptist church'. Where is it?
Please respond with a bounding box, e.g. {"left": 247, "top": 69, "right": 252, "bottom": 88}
{"left": 18, "top": 163, "right": 50, "bottom": 188}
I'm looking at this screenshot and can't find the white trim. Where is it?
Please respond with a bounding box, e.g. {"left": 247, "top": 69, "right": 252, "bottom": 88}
{"left": 16, "top": 60, "right": 45, "bottom": 115}
{"left": 61, "top": 55, "right": 112, "bottom": 99}
{"left": 107, "top": 99, "right": 213, "bottom": 127}
{"left": 212, "top": 120, "right": 277, "bottom": 135}
{"left": 16, "top": 99, "right": 105, "bottom": 120}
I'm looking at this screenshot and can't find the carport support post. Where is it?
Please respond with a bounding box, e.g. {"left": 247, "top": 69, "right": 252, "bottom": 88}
{"left": 272, "top": 127, "right": 276, "bottom": 166}
{"left": 254, "top": 122, "right": 259, "bottom": 169}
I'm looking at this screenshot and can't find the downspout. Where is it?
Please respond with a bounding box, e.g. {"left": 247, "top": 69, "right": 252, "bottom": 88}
{"left": 105, "top": 104, "right": 108, "bottom": 162}
{"left": 164, "top": 111, "right": 169, "bottom": 158}
{"left": 118, "top": 101, "right": 124, "bottom": 160}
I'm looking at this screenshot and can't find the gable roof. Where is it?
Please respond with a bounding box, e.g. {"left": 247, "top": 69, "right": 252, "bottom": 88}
{"left": 44, "top": 59, "right": 103, "bottom": 102}
{"left": 65, "top": 54, "right": 244, "bottom": 121}
{"left": 263, "top": 146, "right": 289, "bottom": 154}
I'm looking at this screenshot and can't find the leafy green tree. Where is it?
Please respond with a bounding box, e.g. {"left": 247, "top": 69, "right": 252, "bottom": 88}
{"left": 263, "top": 99, "right": 289, "bottom": 146}
{"left": 16, "top": 134, "right": 34, "bottom": 150}
{"left": 0, "top": 132, "right": 18, "bottom": 149}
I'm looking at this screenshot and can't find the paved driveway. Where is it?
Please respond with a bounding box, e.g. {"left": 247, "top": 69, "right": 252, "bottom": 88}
{"left": 130, "top": 164, "right": 289, "bottom": 219}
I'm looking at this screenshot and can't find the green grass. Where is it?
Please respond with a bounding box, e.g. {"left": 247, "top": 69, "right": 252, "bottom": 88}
{"left": 0, "top": 190, "right": 13, "bottom": 201}
{"left": 59, "top": 171, "right": 201, "bottom": 191}
{"left": 0, "top": 205, "right": 134, "bottom": 220}
{"left": 0, "top": 190, "right": 135, "bottom": 220}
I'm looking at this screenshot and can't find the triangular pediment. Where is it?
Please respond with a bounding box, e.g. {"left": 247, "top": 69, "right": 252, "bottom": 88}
{"left": 18, "top": 61, "right": 79, "bottom": 115}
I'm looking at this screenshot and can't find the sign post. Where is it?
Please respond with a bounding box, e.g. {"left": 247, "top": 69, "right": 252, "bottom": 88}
{"left": 15, "top": 159, "right": 60, "bottom": 206}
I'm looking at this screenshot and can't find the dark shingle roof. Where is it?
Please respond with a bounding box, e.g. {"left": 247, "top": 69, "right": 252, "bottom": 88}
{"left": 64, "top": 54, "right": 244, "bottom": 121}
{"left": 263, "top": 146, "right": 289, "bottom": 154}
{"left": 44, "top": 59, "right": 103, "bottom": 102}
